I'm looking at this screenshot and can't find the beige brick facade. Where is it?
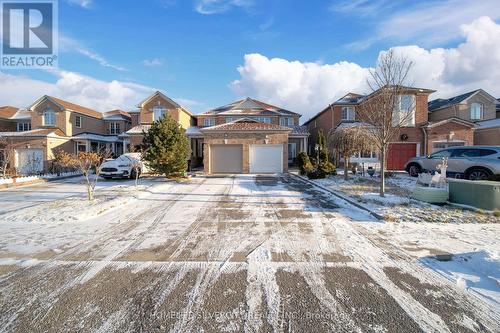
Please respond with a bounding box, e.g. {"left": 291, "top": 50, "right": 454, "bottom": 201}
{"left": 202, "top": 132, "right": 289, "bottom": 174}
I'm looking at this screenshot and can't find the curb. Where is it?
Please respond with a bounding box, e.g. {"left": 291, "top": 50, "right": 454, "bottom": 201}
{"left": 287, "top": 172, "right": 384, "bottom": 220}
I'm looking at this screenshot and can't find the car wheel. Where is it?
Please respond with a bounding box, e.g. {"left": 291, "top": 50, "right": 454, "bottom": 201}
{"left": 467, "top": 168, "right": 491, "bottom": 181}
{"left": 408, "top": 164, "right": 421, "bottom": 177}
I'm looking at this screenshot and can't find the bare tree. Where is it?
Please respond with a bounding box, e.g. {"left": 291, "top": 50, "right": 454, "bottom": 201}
{"left": 55, "top": 149, "right": 112, "bottom": 200}
{"left": 357, "top": 49, "right": 415, "bottom": 196}
{"left": 130, "top": 156, "right": 142, "bottom": 187}
{"left": 328, "top": 125, "right": 373, "bottom": 180}
{"left": 0, "top": 139, "right": 16, "bottom": 178}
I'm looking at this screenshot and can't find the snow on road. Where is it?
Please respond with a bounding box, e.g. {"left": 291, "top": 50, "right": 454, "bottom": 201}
{"left": 0, "top": 174, "right": 498, "bottom": 332}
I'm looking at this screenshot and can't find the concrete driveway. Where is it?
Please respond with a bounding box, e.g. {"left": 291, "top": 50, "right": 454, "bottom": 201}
{"left": 0, "top": 175, "right": 498, "bottom": 332}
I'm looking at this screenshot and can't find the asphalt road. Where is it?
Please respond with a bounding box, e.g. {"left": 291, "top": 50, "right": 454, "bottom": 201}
{"left": 0, "top": 175, "right": 498, "bottom": 332}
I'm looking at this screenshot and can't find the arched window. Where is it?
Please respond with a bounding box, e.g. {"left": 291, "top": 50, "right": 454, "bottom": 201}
{"left": 153, "top": 106, "right": 166, "bottom": 121}
{"left": 470, "top": 103, "right": 483, "bottom": 120}
{"left": 43, "top": 108, "right": 55, "bottom": 126}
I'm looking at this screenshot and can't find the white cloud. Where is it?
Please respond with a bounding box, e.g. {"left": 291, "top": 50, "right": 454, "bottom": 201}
{"left": 231, "top": 54, "right": 370, "bottom": 119}
{"left": 339, "top": 0, "right": 500, "bottom": 49}
{"left": 66, "top": 0, "right": 93, "bottom": 9}
{"left": 194, "top": 0, "right": 253, "bottom": 15}
{"left": 59, "top": 36, "right": 128, "bottom": 72}
{"left": 0, "top": 70, "right": 153, "bottom": 111}
{"left": 0, "top": 70, "right": 202, "bottom": 113}
{"left": 231, "top": 17, "right": 500, "bottom": 121}
{"left": 142, "top": 58, "right": 165, "bottom": 67}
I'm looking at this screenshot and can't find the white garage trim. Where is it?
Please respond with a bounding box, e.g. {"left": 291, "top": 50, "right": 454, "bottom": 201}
{"left": 210, "top": 144, "right": 243, "bottom": 174}
{"left": 249, "top": 144, "right": 283, "bottom": 174}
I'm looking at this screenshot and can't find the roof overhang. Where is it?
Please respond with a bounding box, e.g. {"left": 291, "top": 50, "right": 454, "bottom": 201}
{"left": 423, "top": 117, "right": 476, "bottom": 129}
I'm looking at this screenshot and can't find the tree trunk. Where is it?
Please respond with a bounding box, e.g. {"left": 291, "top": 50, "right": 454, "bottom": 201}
{"left": 344, "top": 157, "right": 349, "bottom": 180}
{"left": 380, "top": 147, "right": 386, "bottom": 197}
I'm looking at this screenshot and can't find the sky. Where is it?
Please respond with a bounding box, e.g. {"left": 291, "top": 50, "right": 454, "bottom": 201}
{"left": 1, "top": 0, "right": 500, "bottom": 123}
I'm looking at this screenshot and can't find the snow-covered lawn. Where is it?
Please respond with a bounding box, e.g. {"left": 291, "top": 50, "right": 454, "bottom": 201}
{"left": 0, "top": 176, "right": 177, "bottom": 256}
{"left": 313, "top": 172, "right": 499, "bottom": 223}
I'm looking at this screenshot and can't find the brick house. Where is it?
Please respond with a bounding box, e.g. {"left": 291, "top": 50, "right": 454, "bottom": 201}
{"left": 121, "top": 91, "right": 193, "bottom": 150}
{"left": 304, "top": 87, "right": 436, "bottom": 170}
{"left": 0, "top": 96, "right": 136, "bottom": 174}
{"left": 428, "top": 89, "right": 499, "bottom": 147}
{"left": 188, "top": 98, "right": 309, "bottom": 174}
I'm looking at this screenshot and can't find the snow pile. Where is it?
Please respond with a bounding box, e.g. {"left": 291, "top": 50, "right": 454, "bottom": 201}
{"left": 423, "top": 250, "right": 500, "bottom": 307}
{"left": 0, "top": 171, "right": 81, "bottom": 185}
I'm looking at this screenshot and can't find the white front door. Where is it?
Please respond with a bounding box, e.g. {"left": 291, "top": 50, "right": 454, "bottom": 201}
{"left": 249, "top": 144, "right": 283, "bottom": 173}
{"left": 15, "top": 148, "right": 44, "bottom": 175}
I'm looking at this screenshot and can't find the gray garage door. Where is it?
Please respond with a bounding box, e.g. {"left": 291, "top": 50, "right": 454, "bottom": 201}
{"left": 210, "top": 144, "right": 243, "bottom": 173}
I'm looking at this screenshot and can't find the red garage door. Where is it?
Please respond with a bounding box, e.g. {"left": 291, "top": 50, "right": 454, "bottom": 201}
{"left": 387, "top": 143, "right": 417, "bottom": 170}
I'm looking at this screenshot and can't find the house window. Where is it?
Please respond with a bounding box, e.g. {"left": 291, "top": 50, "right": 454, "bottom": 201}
{"left": 203, "top": 118, "right": 215, "bottom": 127}
{"left": 225, "top": 117, "right": 236, "bottom": 123}
{"left": 153, "top": 106, "right": 166, "bottom": 121}
{"left": 17, "top": 123, "right": 31, "bottom": 131}
{"left": 254, "top": 117, "right": 271, "bottom": 123}
{"left": 43, "top": 108, "right": 55, "bottom": 126}
{"left": 341, "top": 107, "right": 355, "bottom": 121}
{"left": 109, "top": 122, "right": 121, "bottom": 134}
{"left": 393, "top": 94, "right": 415, "bottom": 127}
{"left": 470, "top": 103, "right": 483, "bottom": 120}
{"left": 280, "top": 117, "right": 294, "bottom": 126}
{"left": 75, "top": 115, "right": 82, "bottom": 128}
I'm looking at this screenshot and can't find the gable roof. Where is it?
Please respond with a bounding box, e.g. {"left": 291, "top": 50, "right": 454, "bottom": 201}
{"left": 137, "top": 91, "right": 193, "bottom": 116}
{"left": 423, "top": 117, "right": 476, "bottom": 129}
{"left": 0, "top": 106, "right": 20, "bottom": 119}
{"left": 103, "top": 109, "right": 131, "bottom": 120}
{"left": 199, "top": 97, "right": 300, "bottom": 117}
{"left": 200, "top": 118, "right": 292, "bottom": 132}
{"left": 428, "top": 89, "right": 497, "bottom": 112}
{"left": 29, "top": 95, "right": 103, "bottom": 119}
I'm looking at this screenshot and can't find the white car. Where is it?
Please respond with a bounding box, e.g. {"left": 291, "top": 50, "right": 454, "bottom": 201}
{"left": 100, "top": 153, "right": 145, "bottom": 179}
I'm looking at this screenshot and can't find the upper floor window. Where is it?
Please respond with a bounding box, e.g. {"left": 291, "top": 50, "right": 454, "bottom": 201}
{"left": 108, "top": 122, "right": 121, "bottom": 135}
{"left": 254, "top": 117, "right": 271, "bottom": 123}
{"left": 203, "top": 118, "right": 215, "bottom": 127}
{"left": 17, "top": 122, "right": 31, "bottom": 131}
{"left": 153, "top": 106, "right": 166, "bottom": 122}
{"left": 392, "top": 94, "right": 415, "bottom": 127}
{"left": 225, "top": 117, "right": 236, "bottom": 123}
{"left": 280, "top": 117, "right": 294, "bottom": 126}
{"left": 75, "top": 115, "right": 82, "bottom": 128}
{"left": 341, "top": 107, "right": 355, "bottom": 121}
{"left": 470, "top": 103, "right": 483, "bottom": 120}
{"left": 43, "top": 108, "right": 55, "bottom": 126}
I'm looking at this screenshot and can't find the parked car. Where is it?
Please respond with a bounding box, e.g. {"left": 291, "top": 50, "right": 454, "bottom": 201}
{"left": 100, "top": 153, "right": 145, "bottom": 179}
{"left": 405, "top": 146, "right": 500, "bottom": 180}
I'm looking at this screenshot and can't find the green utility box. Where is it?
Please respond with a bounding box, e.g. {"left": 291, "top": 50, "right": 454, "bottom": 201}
{"left": 448, "top": 179, "right": 500, "bottom": 210}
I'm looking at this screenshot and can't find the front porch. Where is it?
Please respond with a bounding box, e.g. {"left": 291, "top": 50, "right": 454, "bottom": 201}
{"left": 72, "top": 133, "right": 125, "bottom": 157}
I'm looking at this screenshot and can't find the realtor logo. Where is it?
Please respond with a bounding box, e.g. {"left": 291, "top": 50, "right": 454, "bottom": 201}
{"left": 1, "top": 0, "right": 58, "bottom": 68}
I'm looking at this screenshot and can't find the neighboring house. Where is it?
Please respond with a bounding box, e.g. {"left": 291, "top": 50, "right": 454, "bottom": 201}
{"left": 305, "top": 87, "right": 436, "bottom": 170}
{"left": 0, "top": 106, "right": 32, "bottom": 132}
{"left": 187, "top": 97, "right": 309, "bottom": 174}
{"left": 428, "top": 89, "right": 499, "bottom": 146}
{"left": 122, "top": 91, "right": 193, "bottom": 150}
{"left": 0, "top": 96, "right": 132, "bottom": 174}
